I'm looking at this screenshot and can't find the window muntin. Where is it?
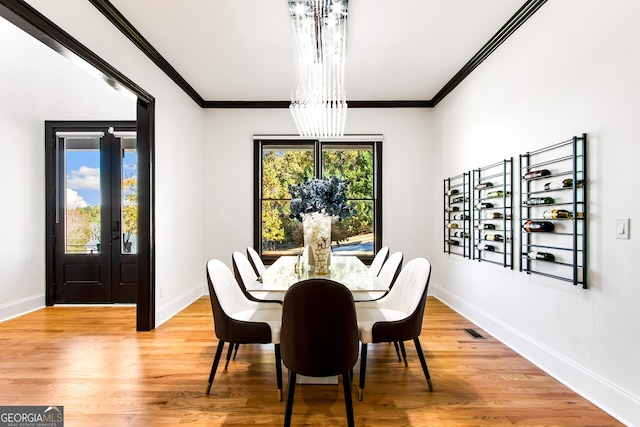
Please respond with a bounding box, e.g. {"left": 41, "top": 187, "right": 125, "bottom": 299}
{"left": 257, "top": 139, "right": 381, "bottom": 261}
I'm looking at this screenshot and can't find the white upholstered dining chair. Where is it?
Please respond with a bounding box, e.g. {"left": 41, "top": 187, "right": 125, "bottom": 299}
{"left": 368, "top": 246, "right": 389, "bottom": 276}
{"left": 246, "top": 246, "right": 267, "bottom": 276}
{"left": 355, "top": 251, "right": 403, "bottom": 303}
{"left": 205, "top": 259, "right": 283, "bottom": 399}
{"left": 355, "top": 257, "right": 433, "bottom": 401}
{"left": 232, "top": 251, "right": 282, "bottom": 303}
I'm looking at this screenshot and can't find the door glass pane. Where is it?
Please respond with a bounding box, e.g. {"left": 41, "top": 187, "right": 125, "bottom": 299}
{"left": 261, "top": 145, "right": 314, "bottom": 255}
{"left": 121, "top": 137, "right": 137, "bottom": 254}
{"left": 64, "top": 137, "right": 101, "bottom": 254}
{"left": 322, "top": 144, "right": 374, "bottom": 256}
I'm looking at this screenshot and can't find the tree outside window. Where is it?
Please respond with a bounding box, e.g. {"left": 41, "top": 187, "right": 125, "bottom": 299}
{"left": 256, "top": 139, "right": 381, "bottom": 262}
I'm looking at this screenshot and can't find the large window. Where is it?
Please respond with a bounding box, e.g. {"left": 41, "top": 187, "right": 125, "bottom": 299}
{"left": 255, "top": 137, "right": 382, "bottom": 263}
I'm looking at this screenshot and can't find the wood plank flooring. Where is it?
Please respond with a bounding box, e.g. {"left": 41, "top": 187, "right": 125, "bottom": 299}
{"left": 0, "top": 297, "right": 623, "bottom": 426}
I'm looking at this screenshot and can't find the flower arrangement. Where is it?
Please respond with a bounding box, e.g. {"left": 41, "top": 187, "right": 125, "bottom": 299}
{"left": 288, "top": 177, "right": 356, "bottom": 222}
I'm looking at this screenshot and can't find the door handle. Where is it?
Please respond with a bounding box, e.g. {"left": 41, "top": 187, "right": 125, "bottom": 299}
{"left": 112, "top": 220, "right": 121, "bottom": 241}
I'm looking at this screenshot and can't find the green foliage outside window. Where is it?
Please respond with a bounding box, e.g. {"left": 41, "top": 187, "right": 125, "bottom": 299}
{"left": 66, "top": 205, "right": 100, "bottom": 253}
{"left": 261, "top": 143, "right": 375, "bottom": 256}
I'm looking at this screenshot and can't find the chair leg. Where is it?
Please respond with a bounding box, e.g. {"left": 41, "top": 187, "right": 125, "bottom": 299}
{"left": 224, "top": 342, "right": 235, "bottom": 369}
{"left": 399, "top": 341, "right": 408, "bottom": 367}
{"left": 413, "top": 337, "right": 433, "bottom": 392}
{"left": 206, "top": 340, "right": 225, "bottom": 394}
{"left": 232, "top": 343, "right": 240, "bottom": 360}
{"left": 393, "top": 341, "right": 402, "bottom": 361}
{"left": 275, "top": 344, "right": 283, "bottom": 401}
{"left": 342, "top": 372, "right": 355, "bottom": 427}
{"left": 284, "top": 371, "right": 297, "bottom": 427}
{"left": 358, "top": 342, "right": 368, "bottom": 401}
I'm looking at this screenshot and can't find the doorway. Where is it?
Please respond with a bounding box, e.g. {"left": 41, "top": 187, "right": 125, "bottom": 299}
{"left": 3, "top": 2, "right": 154, "bottom": 329}
{"left": 45, "top": 121, "right": 138, "bottom": 304}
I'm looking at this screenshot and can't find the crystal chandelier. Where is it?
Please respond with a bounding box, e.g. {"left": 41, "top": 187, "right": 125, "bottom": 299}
{"left": 288, "top": 0, "right": 348, "bottom": 137}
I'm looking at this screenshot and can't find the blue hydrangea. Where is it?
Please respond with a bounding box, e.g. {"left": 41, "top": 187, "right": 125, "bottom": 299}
{"left": 288, "top": 177, "right": 357, "bottom": 222}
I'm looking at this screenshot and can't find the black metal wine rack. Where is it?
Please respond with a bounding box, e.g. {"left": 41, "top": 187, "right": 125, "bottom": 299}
{"left": 444, "top": 172, "right": 471, "bottom": 258}
{"left": 519, "top": 134, "right": 587, "bottom": 288}
{"left": 472, "top": 159, "right": 514, "bottom": 268}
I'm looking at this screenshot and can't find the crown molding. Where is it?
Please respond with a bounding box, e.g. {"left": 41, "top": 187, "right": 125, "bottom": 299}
{"left": 202, "top": 100, "right": 434, "bottom": 109}
{"left": 431, "top": 0, "right": 547, "bottom": 106}
{"left": 87, "top": 0, "right": 204, "bottom": 107}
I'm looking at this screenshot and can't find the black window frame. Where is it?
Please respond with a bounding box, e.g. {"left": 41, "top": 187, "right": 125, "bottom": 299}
{"left": 254, "top": 136, "right": 382, "bottom": 265}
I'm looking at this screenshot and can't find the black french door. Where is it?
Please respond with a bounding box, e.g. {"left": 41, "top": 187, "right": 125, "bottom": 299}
{"left": 46, "top": 121, "right": 137, "bottom": 303}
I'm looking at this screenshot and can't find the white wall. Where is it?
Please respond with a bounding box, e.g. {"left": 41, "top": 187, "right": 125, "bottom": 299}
{"left": 20, "top": 0, "right": 207, "bottom": 326}
{"left": 203, "top": 108, "right": 434, "bottom": 269}
{"left": 431, "top": 1, "right": 640, "bottom": 424}
{"left": 0, "top": 16, "right": 135, "bottom": 320}
{"left": 4, "top": 1, "right": 637, "bottom": 423}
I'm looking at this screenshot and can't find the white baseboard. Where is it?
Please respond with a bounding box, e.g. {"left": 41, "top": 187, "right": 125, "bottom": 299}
{"left": 430, "top": 284, "right": 640, "bottom": 427}
{"left": 155, "top": 282, "right": 207, "bottom": 327}
{"left": 0, "top": 286, "right": 207, "bottom": 330}
{"left": 0, "top": 294, "right": 45, "bottom": 323}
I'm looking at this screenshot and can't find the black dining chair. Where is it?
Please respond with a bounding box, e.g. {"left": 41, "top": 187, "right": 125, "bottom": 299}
{"left": 280, "top": 279, "right": 359, "bottom": 427}
{"left": 205, "top": 258, "right": 284, "bottom": 400}
{"left": 355, "top": 257, "right": 433, "bottom": 401}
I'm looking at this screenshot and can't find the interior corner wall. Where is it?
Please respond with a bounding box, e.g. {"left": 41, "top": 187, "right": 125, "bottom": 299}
{"left": 430, "top": 1, "right": 640, "bottom": 424}
{"left": 20, "top": 0, "right": 207, "bottom": 326}
{"left": 0, "top": 16, "right": 135, "bottom": 321}
{"left": 202, "top": 108, "right": 434, "bottom": 271}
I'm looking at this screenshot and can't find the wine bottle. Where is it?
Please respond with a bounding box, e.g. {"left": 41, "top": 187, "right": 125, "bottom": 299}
{"left": 475, "top": 223, "right": 496, "bottom": 230}
{"left": 446, "top": 188, "right": 460, "bottom": 196}
{"left": 445, "top": 206, "right": 460, "bottom": 212}
{"left": 485, "top": 212, "right": 503, "bottom": 219}
{"left": 451, "top": 196, "right": 468, "bottom": 204}
{"left": 476, "top": 202, "right": 494, "bottom": 209}
{"left": 485, "top": 234, "right": 503, "bottom": 241}
{"left": 543, "top": 209, "right": 572, "bottom": 219}
{"left": 475, "top": 182, "right": 493, "bottom": 190}
{"left": 523, "top": 220, "right": 555, "bottom": 232}
{"left": 527, "top": 251, "right": 555, "bottom": 261}
{"left": 453, "top": 231, "right": 469, "bottom": 238}
{"left": 477, "top": 243, "right": 495, "bottom": 251}
{"left": 486, "top": 190, "right": 509, "bottom": 198}
{"left": 525, "top": 197, "right": 554, "bottom": 206}
{"left": 544, "top": 178, "right": 572, "bottom": 191}
{"left": 453, "top": 213, "right": 469, "bottom": 220}
{"left": 446, "top": 223, "right": 459, "bottom": 229}
{"left": 447, "top": 239, "right": 461, "bottom": 246}
{"left": 522, "top": 169, "right": 551, "bottom": 180}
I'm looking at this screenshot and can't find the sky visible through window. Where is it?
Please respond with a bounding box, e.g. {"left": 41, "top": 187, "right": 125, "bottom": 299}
{"left": 66, "top": 149, "right": 100, "bottom": 208}
{"left": 66, "top": 149, "right": 137, "bottom": 208}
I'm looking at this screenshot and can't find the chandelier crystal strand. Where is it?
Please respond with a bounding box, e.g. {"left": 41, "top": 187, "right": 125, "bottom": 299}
{"left": 288, "top": 0, "right": 348, "bottom": 137}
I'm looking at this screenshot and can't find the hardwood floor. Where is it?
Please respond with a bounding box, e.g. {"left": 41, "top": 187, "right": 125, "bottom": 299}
{"left": 0, "top": 296, "right": 623, "bottom": 426}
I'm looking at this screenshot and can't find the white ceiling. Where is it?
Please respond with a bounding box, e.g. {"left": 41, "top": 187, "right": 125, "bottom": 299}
{"left": 107, "top": 0, "right": 528, "bottom": 102}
